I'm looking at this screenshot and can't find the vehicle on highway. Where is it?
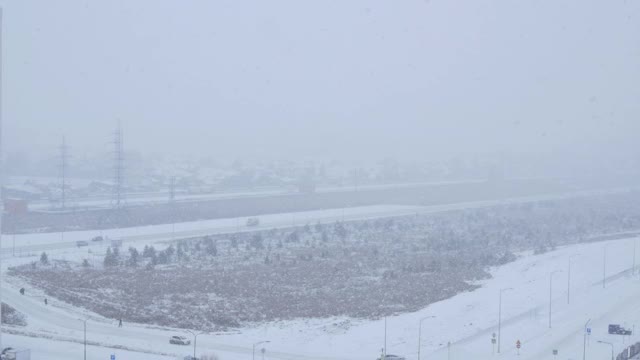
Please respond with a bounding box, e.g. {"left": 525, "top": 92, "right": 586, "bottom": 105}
{"left": 169, "top": 336, "right": 191, "bottom": 345}
{"left": 609, "top": 324, "right": 632, "bottom": 335}
{"left": 1, "top": 348, "right": 31, "bottom": 360}
{"left": 91, "top": 236, "right": 104, "bottom": 242}
{"left": 76, "top": 240, "right": 89, "bottom": 247}
{"left": 246, "top": 217, "right": 260, "bottom": 227}
{"left": 376, "top": 355, "right": 406, "bottom": 360}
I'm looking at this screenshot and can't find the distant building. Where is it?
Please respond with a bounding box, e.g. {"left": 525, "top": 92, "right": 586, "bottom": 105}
{"left": 3, "top": 183, "right": 46, "bottom": 201}
{"left": 4, "top": 198, "right": 28, "bottom": 215}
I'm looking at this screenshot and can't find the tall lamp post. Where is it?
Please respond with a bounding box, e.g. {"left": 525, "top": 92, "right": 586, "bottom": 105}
{"left": 597, "top": 340, "right": 614, "bottom": 360}
{"left": 568, "top": 254, "right": 580, "bottom": 305}
{"left": 383, "top": 316, "right": 387, "bottom": 357}
{"left": 418, "top": 316, "right": 436, "bottom": 360}
{"left": 81, "top": 318, "right": 89, "bottom": 360}
{"left": 549, "top": 270, "right": 563, "bottom": 328}
{"left": 186, "top": 330, "right": 205, "bottom": 360}
{"left": 498, "top": 287, "right": 513, "bottom": 353}
{"left": 583, "top": 319, "right": 591, "bottom": 360}
{"left": 0, "top": 7, "right": 5, "bottom": 352}
{"left": 633, "top": 238, "right": 637, "bottom": 275}
{"left": 603, "top": 244, "right": 612, "bottom": 289}
{"left": 253, "top": 341, "right": 270, "bottom": 360}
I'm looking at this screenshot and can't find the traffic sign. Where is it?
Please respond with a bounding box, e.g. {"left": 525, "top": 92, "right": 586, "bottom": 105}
{"left": 492, "top": 332, "right": 496, "bottom": 339}
{"left": 552, "top": 349, "right": 558, "bottom": 355}
{"left": 587, "top": 327, "right": 591, "bottom": 335}
{"left": 110, "top": 355, "right": 115, "bottom": 360}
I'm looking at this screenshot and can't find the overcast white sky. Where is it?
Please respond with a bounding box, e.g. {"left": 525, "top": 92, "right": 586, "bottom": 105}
{"left": 3, "top": 0, "right": 640, "bottom": 163}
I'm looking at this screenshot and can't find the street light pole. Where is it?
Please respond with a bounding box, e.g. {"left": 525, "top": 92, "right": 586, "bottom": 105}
{"left": 253, "top": 341, "right": 270, "bottom": 360}
{"left": 549, "top": 270, "right": 562, "bottom": 328}
{"left": 568, "top": 254, "right": 579, "bottom": 305}
{"left": 187, "top": 330, "right": 204, "bottom": 360}
{"left": 597, "top": 340, "right": 614, "bottom": 360}
{"left": 82, "top": 318, "right": 88, "bottom": 360}
{"left": 418, "top": 316, "right": 436, "bottom": 360}
{"left": 0, "top": 8, "right": 4, "bottom": 352}
{"left": 498, "top": 287, "right": 513, "bottom": 353}
{"left": 633, "top": 239, "right": 637, "bottom": 275}
{"left": 583, "top": 319, "right": 591, "bottom": 360}
{"left": 603, "top": 244, "right": 610, "bottom": 289}
{"left": 384, "top": 316, "right": 387, "bottom": 357}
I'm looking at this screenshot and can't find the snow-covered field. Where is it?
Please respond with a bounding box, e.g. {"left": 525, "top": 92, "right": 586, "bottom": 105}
{"left": 5, "top": 186, "right": 635, "bottom": 256}
{"left": 2, "top": 233, "right": 640, "bottom": 359}
{"left": 25, "top": 179, "right": 490, "bottom": 211}
{"left": 3, "top": 189, "right": 640, "bottom": 359}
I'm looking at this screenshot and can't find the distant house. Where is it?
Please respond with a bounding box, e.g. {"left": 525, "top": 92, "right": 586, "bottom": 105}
{"left": 4, "top": 198, "right": 28, "bottom": 215}
{"left": 3, "top": 183, "right": 46, "bottom": 201}
{"left": 87, "top": 181, "right": 114, "bottom": 194}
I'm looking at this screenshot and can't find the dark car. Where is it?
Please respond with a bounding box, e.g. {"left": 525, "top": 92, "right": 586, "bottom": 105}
{"left": 76, "top": 240, "right": 89, "bottom": 247}
{"left": 170, "top": 336, "right": 191, "bottom": 345}
{"left": 91, "top": 236, "right": 104, "bottom": 242}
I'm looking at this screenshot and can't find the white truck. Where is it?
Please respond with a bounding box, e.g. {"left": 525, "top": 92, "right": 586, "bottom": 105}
{"left": 2, "top": 348, "right": 31, "bottom": 360}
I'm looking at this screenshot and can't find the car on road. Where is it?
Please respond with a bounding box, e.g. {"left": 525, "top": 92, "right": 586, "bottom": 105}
{"left": 91, "top": 236, "right": 104, "bottom": 242}
{"left": 1, "top": 348, "right": 30, "bottom": 360}
{"left": 76, "top": 240, "right": 89, "bottom": 247}
{"left": 246, "top": 217, "right": 260, "bottom": 227}
{"left": 376, "top": 355, "right": 406, "bottom": 360}
{"left": 169, "top": 336, "right": 191, "bottom": 345}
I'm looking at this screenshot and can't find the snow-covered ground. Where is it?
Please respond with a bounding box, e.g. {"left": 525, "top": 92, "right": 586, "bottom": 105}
{"left": 3, "top": 188, "right": 640, "bottom": 359}
{"left": 3, "top": 233, "right": 640, "bottom": 359}
{"left": 26, "top": 178, "right": 489, "bottom": 211}
{"left": 3, "top": 205, "right": 427, "bottom": 255}
{"left": 6, "top": 187, "right": 636, "bottom": 257}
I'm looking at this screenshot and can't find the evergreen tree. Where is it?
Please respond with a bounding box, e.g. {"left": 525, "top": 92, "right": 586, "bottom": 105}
{"left": 40, "top": 252, "right": 49, "bottom": 265}
{"left": 104, "top": 247, "right": 118, "bottom": 267}
{"left": 127, "top": 247, "right": 139, "bottom": 267}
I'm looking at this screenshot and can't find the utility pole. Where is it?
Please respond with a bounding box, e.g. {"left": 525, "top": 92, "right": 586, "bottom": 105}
{"left": 597, "top": 340, "right": 614, "bottom": 360}
{"left": 583, "top": 319, "right": 591, "bottom": 360}
{"left": 112, "top": 123, "right": 125, "bottom": 208}
{"left": 0, "top": 7, "right": 4, "bottom": 352}
{"left": 187, "top": 330, "right": 205, "bottom": 360}
{"left": 568, "top": 255, "right": 579, "bottom": 305}
{"left": 498, "top": 287, "right": 513, "bottom": 353}
{"left": 418, "top": 316, "right": 436, "bottom": 360}
{"left": 633, "top": 239, "right": 637, "bottom": 276}
{"left": 603, "top": 244, "right": 609, "bottom": 289}
{"left": 82, "top": 318, "right": 89, "bottom": 360}
{"left": 549, "top": 270, "right": 562, "bottom": 328}
{"left": 169, "top": 176, "right": 176, "bottom": 202}
{"left": 252, "top": 341, "right": 270, "bottom": 360}
{"left": 384, "top": 316, "right": 387, "bottom": 357}
{"left": 59, "top": 136, "right": 69, "bottom": 209}
{"left": 169, "top": 176, "right": 176, "bottom": 240}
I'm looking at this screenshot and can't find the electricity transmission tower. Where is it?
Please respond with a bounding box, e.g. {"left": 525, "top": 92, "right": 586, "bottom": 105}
{"left": 112, "top": 123, "right": 125, "bottom": 208}
{"left": 169, "top": 176, "right": 176, "bottom": 203}
{"left": 59, "top": 136, "right": 70, "bottom": 209}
